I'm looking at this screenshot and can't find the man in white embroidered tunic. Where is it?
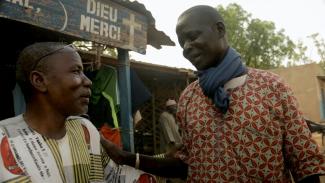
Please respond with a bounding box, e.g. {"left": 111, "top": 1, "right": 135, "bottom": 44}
{"left": 0, "top": 42, "right": 110, "bottom": 183}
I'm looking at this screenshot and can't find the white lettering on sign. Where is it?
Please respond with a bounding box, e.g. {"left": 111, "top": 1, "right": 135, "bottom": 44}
{"left": 90, "top": 17, "right": 100, "bottom": 34}
{"left": 122, "top": 13, "right": 141, "bottom": 49}
{"left": 80, "top": 0, "right": 121, "bottom": 41}
{"left": 87, "top": 0, "right": 117, "bottom": 21}
{"left": 6, "top": 0, "right": 34, "bottom": 9}
{"left": 80, "top": 14, "right": 121, "bottom": 40}
{"left": 80, "top": 15, "right": 91, "bottom": 32}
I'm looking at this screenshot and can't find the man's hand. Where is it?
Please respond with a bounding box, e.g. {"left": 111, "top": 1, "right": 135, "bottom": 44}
{"left": 165, "top": 143, "right": 183, "bottom": 158}
{"left": 101, "top": 134, "right": 188, "bottom": 178}
{"left": 100, "top": 134, "right": 126, "bottom": 165}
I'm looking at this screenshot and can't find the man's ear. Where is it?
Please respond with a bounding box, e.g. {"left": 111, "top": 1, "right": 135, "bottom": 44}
{"left": 29, "top": 71, "right": 47, "bottom": 93}
{"left": 213, "top": 22, "right": 226, "bottom": 38}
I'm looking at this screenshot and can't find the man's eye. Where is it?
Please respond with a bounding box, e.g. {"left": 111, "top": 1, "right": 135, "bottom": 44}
{"left": 188, "top": 33, "right": 198, "bottom": 41}
{"left": 72, "top": 70, "right": 81, "bottom": 74}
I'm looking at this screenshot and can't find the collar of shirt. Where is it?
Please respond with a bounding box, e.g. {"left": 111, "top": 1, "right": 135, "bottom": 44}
{"left": 224, "top": 74, "right": 247, "bottom": 91}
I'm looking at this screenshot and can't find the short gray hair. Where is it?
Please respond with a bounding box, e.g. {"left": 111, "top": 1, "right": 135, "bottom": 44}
{"left": 16, "top": 42, "right": 68, "bottom": 101}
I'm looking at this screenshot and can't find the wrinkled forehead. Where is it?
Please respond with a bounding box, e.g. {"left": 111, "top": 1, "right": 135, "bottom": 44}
{"left": 52, "top": 45, "right": 77, "bottom": 56}
{"left": 45, "top": 48, "right": 82, "bottom": 68}
{"left": 52, "top": 48, "right": 80, "bottom": 61}
{"left": 56, "top": 47, "right": 79, "bottom": 59}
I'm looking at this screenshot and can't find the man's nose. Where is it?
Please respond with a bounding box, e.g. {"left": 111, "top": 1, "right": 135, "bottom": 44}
{"left": 183, "top": 41, "right": 193, "bottom": 55}
{"left": 82, "top": 72, "right": 92, "bottom": 87}
{"left": 183, "top": 40, "right": 192, "bottom": 50}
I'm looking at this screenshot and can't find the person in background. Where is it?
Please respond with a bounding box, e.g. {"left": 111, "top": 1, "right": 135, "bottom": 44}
{"left": 157, "top": 99, "right": 184, "bottom": 183}
{"left": 159, "top": 99, "right": 182, "bottom": 153}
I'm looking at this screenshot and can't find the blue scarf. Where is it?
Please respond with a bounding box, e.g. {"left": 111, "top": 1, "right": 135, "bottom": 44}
{"left": 198, "top": 47, "right": 247, "bottom": 114}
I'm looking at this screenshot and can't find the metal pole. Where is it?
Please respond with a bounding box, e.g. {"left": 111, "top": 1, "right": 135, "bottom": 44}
{"left": 117, "top": 48, "right": 134, "bottom": 152}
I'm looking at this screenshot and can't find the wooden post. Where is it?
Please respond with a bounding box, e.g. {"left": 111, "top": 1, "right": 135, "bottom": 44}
{"left": 117, "top": 48, "right": 134, "bottom": 152}
{"left": 95, "top": 43, "right": 102, "bottom": 70}
{"left": 152, "top": 93, "right": 157, "bottom": 153}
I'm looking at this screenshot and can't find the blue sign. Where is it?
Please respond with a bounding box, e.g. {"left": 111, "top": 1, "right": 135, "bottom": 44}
{"left": 0, "top": 0, "right": 148, "bottom": 53}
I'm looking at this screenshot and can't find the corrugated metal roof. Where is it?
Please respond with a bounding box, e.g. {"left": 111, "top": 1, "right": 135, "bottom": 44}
{"left": 110, "top": 0, "right": 175, "bottom": 49}
{"left": 79, "top": 50, "right": 196, "bottom": 78}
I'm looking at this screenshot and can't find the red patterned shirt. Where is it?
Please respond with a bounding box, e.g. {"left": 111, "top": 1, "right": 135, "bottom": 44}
{"left": 176, "top": 68, "right": 325, "bottom": 182}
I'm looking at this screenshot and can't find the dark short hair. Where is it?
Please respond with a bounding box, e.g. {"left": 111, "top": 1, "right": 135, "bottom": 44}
{"left": 179, "top": 5, "right": 224, "bottom": 24}
{"left": 16, "top": 42, "right": 69, "bottom": 101}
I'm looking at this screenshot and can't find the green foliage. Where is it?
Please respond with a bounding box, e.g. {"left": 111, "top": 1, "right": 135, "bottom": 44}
{"left": 309, "top": 33, "right": 325, "bottom": 70}
{"left": 287, "top": 40, "right": 311, "bottom": 67}
{"left": 217, "top": 4, "right": 299, "bottom": 69}
{"left": 73, "top": 41, "right": 117, "bottom": 58}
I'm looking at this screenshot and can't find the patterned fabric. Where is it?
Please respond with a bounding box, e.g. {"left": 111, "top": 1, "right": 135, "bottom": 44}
{"left": 1, "top": 175, "right": 31, "bottom": 183}
{"left": 45, "top": 119, "right": 107, "bottom": 182}
{"left": 175, "top": 68, "right": 325, "bottom": 182}
{"left": 0, "top": 117, "right": 109, "bottom": 183}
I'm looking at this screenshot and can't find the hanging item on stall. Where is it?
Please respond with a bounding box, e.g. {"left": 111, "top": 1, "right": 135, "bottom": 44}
{"left": 88, "top": 65, "right": 119, "bottom": 127}
{"left": 99, "top": 92, "right": 122, "bottom": 148}
{"left": 88, "top": 65, "right": 122, "bottom": 147}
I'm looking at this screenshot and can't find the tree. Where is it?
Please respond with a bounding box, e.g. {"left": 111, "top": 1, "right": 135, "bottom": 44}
{"left": 73, "top": 41, "right": 117, "bottom": 70}
{"left": 217, "top": 4, "right": 299, "bottom": 69}
{"left": 309, "top": 33, "right": 325, "bottom": 69}
{"left": 287, "top": 40, "right": 311, "bottom": 67}
{"left": 74, "top": 41, "right": 117, "bottom": 58}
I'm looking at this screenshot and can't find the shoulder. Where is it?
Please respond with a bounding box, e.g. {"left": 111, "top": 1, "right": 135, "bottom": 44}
{"left": 67, "top": 116, "right": 98, "bottom": 135}
{"left": 179, "top": 80, "right": 201, "bottom": 103}
{"left": 0, "top": 115, "right": 24, "bottom": 127}
{"left": 159, "top": 111, "right": 170, "bottom": 121}
{"left": 183, "top": 79, "right": 200, "bottom": 93}
{"left": 247, "top": 68, "right": 290, "bottom": 92}
{"left": 160, "top": 111, "right": 174, "bottom": 120}
{"left": 160, "top": 111, "right": 169, "bottom": 116}
{"left": 247, "top": 68, "right": 283, "bottom": 82}
{"left": 67, "top": 116, "right": 94, "bottom": 125}
{"left": 67, "top": 116, "right": 101, "bottom": 154}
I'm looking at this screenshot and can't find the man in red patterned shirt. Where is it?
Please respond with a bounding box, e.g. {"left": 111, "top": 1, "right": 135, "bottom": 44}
{"left": 102, "top": 5, "right": 325, "bottom": 182}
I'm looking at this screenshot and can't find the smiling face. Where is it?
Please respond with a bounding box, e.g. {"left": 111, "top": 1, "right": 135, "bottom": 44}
{"left": 176, "top": 6, "right": 228, "bottom": 70}
{"left": 42, "top": 47, "right": 92, "bottom": 116}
